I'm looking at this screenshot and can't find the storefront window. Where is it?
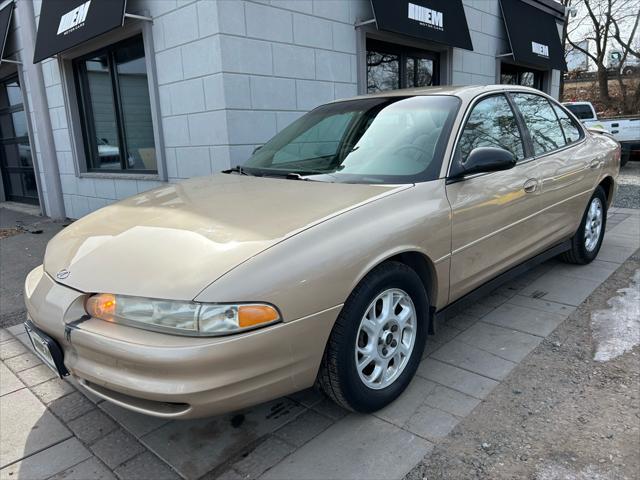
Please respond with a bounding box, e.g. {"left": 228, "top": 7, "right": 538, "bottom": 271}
{"left": 405, "top": 57, "right": 434, "bottom": 88}
{"left": 500, "top": 63, "right": 543, "bottom": 90}
{"left": 367, "top": 40, "right": 438, "bottom": 93}
{"left": 0, "top": 77, "right": 38, "bottom": 205}
{"left": 367, "top": 51, "right": 400, "bottom": 92}
{"left": 74, "top": 35, "right": 156, "bottom": 173}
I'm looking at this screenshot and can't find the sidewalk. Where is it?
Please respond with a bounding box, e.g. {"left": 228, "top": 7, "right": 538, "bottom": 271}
{"left": 1, "top": 207, "right": 639, "bottom": 480}
{"left": 0, "top": 207, "right": 66, "bottom": 329}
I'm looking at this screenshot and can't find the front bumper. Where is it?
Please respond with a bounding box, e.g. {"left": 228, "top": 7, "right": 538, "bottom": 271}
{"left": 24, "top": 265, "right": 339, "bottom": 418}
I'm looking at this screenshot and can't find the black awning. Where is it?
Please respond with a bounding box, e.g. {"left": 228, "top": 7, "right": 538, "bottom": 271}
{"left": 33, "top": 0, "right": 127, "bottom": 63}
{"left": 370, "top": 0, "right": 473, "bottom": 51}
{"left": 500, "top": 0, "right": 566, "bottom": 71}
{"left": 0, "top": 3, "right": 13, "bottom": 61}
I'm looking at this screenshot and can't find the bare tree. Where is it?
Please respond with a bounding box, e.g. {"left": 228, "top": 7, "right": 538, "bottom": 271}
{"left": 565, "top": 0, "right": 638, "bottom": 106}
{"left": 611, "top": 6, "right": 640, "bottom": 113}
{"left": 559, "top": 0, "right": 573, "bottom": 99}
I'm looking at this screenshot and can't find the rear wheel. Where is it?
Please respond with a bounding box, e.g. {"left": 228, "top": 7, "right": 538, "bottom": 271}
{"left": 561, "top": 186, "right": 607, "bottom": 264}
{"left": 318, "top": 261, "right": 428, "bottom": 412}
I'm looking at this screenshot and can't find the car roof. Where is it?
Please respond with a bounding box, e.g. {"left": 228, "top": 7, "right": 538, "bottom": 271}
{"left": 333, "top": 84, "right": 553, "bottom": 104}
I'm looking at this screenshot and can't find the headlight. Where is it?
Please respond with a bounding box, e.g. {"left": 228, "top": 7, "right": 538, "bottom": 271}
{"left": 84, "top": 293, "right": 280, "bottom": 336}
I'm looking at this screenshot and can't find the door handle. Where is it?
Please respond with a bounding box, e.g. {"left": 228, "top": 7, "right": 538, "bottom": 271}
{"left": 589, "top": 159, "right": 602, "bottom": 169}
{"left": 523, "top": 179, "right": 539, "bottom": 193}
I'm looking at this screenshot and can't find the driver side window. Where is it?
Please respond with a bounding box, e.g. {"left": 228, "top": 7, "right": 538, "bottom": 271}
{"left": 456, "top": 95, "right": 525, "bottom": 164}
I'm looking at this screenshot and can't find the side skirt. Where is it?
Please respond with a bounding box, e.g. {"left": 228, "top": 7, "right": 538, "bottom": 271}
{"left": 432, "top": 239, "right": 572, "bottom": 326}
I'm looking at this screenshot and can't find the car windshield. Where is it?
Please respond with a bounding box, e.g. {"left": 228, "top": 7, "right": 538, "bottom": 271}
{"left": 240, "top": 95, "right": 460, "bottom": 184}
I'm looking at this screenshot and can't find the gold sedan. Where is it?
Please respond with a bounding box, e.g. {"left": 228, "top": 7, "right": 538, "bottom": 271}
{"left": 24, "top": 85, "right": 620, "bottom": 418}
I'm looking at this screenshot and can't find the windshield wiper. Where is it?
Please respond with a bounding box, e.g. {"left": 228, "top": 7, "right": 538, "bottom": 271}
{"left": 284, "top": 172, "right": 310, "bottom": 180}
{"left": 222, "top": 165, "right": 251, "bottom": 176}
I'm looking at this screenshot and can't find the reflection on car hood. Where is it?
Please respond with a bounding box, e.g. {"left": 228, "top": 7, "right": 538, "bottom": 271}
{"left": 44, "top": 174, "right": 405, "bottom": 300}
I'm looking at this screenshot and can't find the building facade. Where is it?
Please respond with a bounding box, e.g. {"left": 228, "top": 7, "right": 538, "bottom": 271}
{"left": 0, "top": 0, "right": 567, "bottom": 219}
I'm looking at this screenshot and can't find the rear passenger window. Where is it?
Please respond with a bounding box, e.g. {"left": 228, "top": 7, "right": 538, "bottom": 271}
{"left": 511, "top": 93, "right": 566, "bottom": 155}
{"left": 456, "top": 95, "right": 525, "bottom": 164}
{"left": 552, "top": 104, "right": 583, "bottom": 144}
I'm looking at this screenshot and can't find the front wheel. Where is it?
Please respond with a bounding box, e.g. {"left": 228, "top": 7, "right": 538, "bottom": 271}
{"left": 318, "top": 262, "right": 428, "bottom": 412}
{"left": 561, "top": 186, "right": 607, "bottom": 264}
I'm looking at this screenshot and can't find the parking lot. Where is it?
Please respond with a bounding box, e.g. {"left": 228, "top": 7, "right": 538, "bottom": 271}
{"left": 1, "top": 203, "right": 638, "bottom": 480}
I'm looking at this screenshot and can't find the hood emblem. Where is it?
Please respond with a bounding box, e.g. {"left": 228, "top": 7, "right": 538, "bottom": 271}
{"left": 56, "top": 269, "right": 70, "bottom": 280}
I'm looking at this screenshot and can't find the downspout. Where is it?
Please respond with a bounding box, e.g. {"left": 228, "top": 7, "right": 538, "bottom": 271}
{"left": 17, "top": 0, "right": 65, "bottom": 219}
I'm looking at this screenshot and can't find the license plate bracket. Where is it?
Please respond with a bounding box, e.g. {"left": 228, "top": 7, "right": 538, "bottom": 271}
{"left": 24, "top": 320, "right": 69, "bottom": 378}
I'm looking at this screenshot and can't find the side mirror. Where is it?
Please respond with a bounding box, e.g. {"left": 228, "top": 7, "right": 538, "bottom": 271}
{"left": 457, "top": 147, "right": 516, "bottom": 177}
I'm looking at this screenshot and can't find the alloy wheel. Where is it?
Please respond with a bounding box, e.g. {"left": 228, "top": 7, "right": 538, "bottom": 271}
{"left": 584, "top": 197, "right": 603, "bottom": 252}
{"left": 354, "top": 288, "right": 417, "bottom": 390}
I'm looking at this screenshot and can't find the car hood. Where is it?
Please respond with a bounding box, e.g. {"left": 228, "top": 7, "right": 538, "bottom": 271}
{"left": 45, "top": 174, "right": 405, "bottom": 300}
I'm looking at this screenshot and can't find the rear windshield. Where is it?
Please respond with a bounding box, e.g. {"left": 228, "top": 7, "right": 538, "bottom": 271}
{"left": 564, "top": 104, "right": 594, "bottom": 120}
{"left": 241, "top": 96, "right": 461, "bottom": 184}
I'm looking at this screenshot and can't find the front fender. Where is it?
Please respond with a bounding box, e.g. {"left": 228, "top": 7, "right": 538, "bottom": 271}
{"left": 194, "top": 181, "right": 452, "bottom": 321}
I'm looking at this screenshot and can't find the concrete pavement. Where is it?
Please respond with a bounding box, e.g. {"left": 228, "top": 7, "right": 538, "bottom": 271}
{"left": 0, "top": 206, "right": 639, "bottom": 480}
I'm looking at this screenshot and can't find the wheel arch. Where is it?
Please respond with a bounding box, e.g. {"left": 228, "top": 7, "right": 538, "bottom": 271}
{"left": 598, "top": 175, "right": 615, "bottom": 208}
{"left": 384, "top": 251, "right": 438, "bottom": 305}
{"left": 354, "top": 250, "right": 440, "bottom": 334}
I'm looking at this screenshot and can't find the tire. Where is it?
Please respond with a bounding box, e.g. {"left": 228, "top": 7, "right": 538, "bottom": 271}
{"left": 622, "top": 66, "right": 635, "bottom": 76}
{"left": 318, "top": 261, "right": 428, "bottom": 413}
{"left": 560, "top": 186, "right": 607, "bottom": 265}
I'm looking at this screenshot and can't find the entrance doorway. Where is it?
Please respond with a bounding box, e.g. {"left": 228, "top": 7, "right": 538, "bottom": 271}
{"left": 500, "top": 63, "right": 544, "bottom": 90}
{"left": 0, "top": 75, "right": 38, "bottom": 205}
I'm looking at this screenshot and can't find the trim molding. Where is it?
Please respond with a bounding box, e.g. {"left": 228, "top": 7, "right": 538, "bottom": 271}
{"left": 435, "top": 238, "right": 572, "bottom": 323}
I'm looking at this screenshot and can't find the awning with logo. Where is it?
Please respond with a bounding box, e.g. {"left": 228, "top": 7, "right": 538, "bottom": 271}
{"left": 33, "top": 0, "right": 127, "bottom": 63}
{"left": 499, "top": 0, "right": 566, "bottom": 71}
{"left": 0, "top": 2, "right": 13, "bottom": 63}
{"left": 369, "top": 0, "right": 473, "bottom": 51}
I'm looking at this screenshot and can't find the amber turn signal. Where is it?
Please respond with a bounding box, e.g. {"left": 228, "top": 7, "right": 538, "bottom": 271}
{"left": 85, "top": 293, "right": 116, "bottom": 321}
{"left": 238, "top": 305, "right": 280, "bottom": 328}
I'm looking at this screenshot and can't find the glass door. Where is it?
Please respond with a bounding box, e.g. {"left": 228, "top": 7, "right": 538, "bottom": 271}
{"left": 0, "top": 76, "right": 38, "bottom": 205}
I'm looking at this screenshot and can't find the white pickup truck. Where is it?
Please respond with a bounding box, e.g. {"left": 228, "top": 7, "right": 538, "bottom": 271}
{"left": 563, "top": 101, "right": 640, "bottom": 166}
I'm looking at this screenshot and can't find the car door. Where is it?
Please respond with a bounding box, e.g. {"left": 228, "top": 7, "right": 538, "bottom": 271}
{"left": 510, "top": 93, "right": 597, "bottom": 245}
{"left": 446, "top": 93, "right": 547, "bottom": 302}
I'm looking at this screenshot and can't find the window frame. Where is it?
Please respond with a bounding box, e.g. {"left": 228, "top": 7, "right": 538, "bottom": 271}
{"left": 57, "top": 18, "right": 166, "bottom": 181}
{"left": 447, "top": 90, "right": 589, "bottom": 180}
{"left": 550, "top": 101, "right": 586, "bottom": 145}
{"left": 448, "top": 92, "right": 531, "bottom": 178}
{"left": 507, "top": 92, "right": 586, "bottom": 159}
{"left": 73, "top": 34, "right": 156, "bottom": 174}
